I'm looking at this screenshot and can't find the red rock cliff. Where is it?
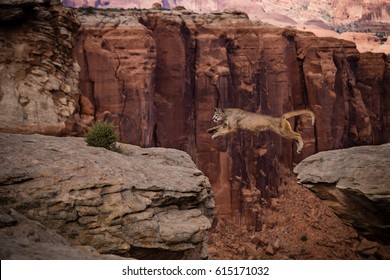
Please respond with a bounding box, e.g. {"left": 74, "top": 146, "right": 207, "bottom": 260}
{"left": 74, "top": 9, "right": 390, "bottom": 229}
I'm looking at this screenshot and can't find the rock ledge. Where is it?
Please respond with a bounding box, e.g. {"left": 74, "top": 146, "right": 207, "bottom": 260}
{"left": 294, "top": 144, "right": 390, "bottom": 243}
{"left": 0, "top": 133, "right": 214, "bottom": 259}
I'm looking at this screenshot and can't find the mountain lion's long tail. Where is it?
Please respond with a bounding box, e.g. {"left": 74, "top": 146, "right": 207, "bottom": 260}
{"left": 281, "top": 109, "right": 315, "bottom": 125}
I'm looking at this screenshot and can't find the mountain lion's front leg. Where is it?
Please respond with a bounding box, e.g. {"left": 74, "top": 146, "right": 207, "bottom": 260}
{"left": 209, "top": 123, "right": 237, "bottom": 139}
{"left": 207, "top": 124, "right": 224, "bottom": 134}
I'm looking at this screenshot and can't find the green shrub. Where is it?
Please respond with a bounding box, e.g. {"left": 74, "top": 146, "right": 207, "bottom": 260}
{"left": 85, "top": 121, "right": 117, "bottom": 150}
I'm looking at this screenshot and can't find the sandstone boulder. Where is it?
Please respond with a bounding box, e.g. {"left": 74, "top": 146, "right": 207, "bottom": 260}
{"left": 294, "top": 144, "right": 390, "bottom": 243}
{"left": 0, "top": 133, "right": 214, "bottom": 259}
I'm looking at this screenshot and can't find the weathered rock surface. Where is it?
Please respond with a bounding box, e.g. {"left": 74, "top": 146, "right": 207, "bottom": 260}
{"left": 0, "top": 133, "right": 214, "bottom": 259}
{"left": 0, "top": 0, "right": 84, "bottom": 135}
{"left": 294, "top": 144, "right": 390, "bottom": 243}
{"left": 0, "top": 208, "right": 127, "bottom": 259}
{"left": 74, "top": 9, "right": 390, "bottom": 230}
{"left": 74, "top": 10, "right": 156, "bottom": 146}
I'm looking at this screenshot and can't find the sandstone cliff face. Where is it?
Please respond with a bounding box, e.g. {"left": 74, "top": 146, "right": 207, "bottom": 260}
{"left": 74, "top": 11, "right": 156, "bottom": 146}
{"left": 0, "top": 0, "right": 84, "bottom": 135}
{"left": 0, "top": 133, "right": 214, "bottom": 259}
{"left": 74, "top": 9, "right": 390, "bottom": 229}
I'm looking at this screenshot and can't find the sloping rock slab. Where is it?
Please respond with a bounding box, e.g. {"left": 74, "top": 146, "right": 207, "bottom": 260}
{"left": 294, "top": 144, "right": 390, "bottom": 243}
{"left": 0, "top": 208, "right": 127, "bottom": 260}
{"left": 0, "top": 133, "right": 214, "bottom": 259}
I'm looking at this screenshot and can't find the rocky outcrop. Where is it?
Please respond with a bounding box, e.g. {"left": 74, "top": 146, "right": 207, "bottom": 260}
{"left": 0, "top": 133, "right": 214, "bottom": 259}
{"left": 74, "top": 8, "right": 390, "bottom": 229}
{"left": 294, "top": 144, "right": 390, "bottom": 244}
{"left": 0, "top": 208, "right": 127, "bottom": 259}
{"left": 0, "top": 0, "right": 84, "bottom": 135}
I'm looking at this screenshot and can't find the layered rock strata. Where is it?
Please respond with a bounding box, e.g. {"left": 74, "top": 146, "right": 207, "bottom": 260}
{"left": 74, "top": 9, "right": 390, "bottom": 229}
{"left": 294, "top": 144, "right": 390, "bottom": 244}
{"left": 0, "top": 0, "right": 83, "bottom": 135}
{"left": 0, "top": 133, "right": 214, "bottom": 259}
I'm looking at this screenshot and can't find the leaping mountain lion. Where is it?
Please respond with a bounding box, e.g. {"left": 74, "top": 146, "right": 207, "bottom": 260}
{"left": 207, "top": 107, "right": 315, "bottom": 154}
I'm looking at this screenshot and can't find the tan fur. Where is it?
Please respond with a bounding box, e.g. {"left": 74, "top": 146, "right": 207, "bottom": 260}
{"left": 207, "top": 108, "right": 315, "bottom": 154}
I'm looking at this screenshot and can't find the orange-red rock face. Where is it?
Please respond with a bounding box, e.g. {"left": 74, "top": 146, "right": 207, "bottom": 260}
{"left": 74, "top": 14, "right": 157, "bottom": 145}
{"left": 74, "top": 9, "right": 390, "bottom": 229}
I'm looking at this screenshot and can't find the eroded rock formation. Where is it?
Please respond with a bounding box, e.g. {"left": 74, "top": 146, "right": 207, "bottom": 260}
{"left": 0, "top": 133, "right": 214, "bottom": 259}
{"left": 294, "top": 144, "right": 390, "bottom": 244}
{"left": 74, "top": 8, "right": 390, "bottom": 229}
{"left": 0, "top": 0, "right": 84, "bottom": 135}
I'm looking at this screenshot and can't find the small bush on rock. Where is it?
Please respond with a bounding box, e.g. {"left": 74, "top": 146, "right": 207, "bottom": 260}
{"left": 85, "top": 121, "right": 118, "bottom": 150}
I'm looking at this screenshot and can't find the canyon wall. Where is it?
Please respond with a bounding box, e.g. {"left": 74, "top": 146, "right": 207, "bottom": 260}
{"left": 1, "top": 1, "right": 388, "bottom": 232}
{"left": 2, "top": 1, "right": 389, "bottom": 257}
{"left": 74, "top": 8, "right": 390, "bottom": 229}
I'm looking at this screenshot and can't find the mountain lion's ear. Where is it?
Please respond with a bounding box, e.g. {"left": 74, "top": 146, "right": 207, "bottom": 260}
{"left": 214, "top": 107, "right": 218, "bottom": 111}
{"left": 220, "top": 108, "right": 224, "bottom": 113}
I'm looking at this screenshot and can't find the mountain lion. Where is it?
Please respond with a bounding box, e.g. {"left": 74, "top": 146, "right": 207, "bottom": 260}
{"left": 207, "top": 107, "right": 315, "bottom": 154}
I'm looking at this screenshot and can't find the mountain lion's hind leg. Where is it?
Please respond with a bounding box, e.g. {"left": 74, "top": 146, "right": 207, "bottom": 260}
{"left": 278, "top": 120, "right": 304, "bottom": 154}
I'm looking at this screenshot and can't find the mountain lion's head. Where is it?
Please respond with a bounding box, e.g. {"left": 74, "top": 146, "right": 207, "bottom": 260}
{"left": 212, "top": 107, "right": 227, "bottom": 123}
